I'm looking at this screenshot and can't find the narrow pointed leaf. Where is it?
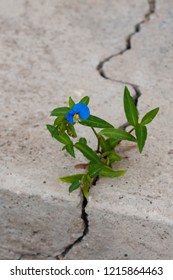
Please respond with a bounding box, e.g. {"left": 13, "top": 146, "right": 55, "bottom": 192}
{"left": 81, "top": 174, "right": 91, "bottom": 200}
{"left": 79, "top": 96, "right": 90, "bottom": 105}
{"left": 124, "top": 86, "right": 138, "bottom": 126}
{"left": 59, "top": 174, "right": 84, "bottom": 183}
{"left": 68, "top": 97, "right": 75, "bottom": 108}
{"left": 64, "top": 144, "right": 75, "bottom": 158}
{"left": 69, "top": 180, "right": 81, "bottom": 193}
{"left": 81, "top": 115, "right": 114, "bottom": 128}
{"left": 47, "top": 125, "right": 72, "bottom": 145}
{"left": 100, "top": 166, "right": 126, "bottom": 178}
{"left": 47, "top": 124, "right": 56, "bottom": 136}
{"left": 99, "top": 128, "right": 136, "bottom": 142}
{"left": 141, "top": 107, "right": 159, "bottom": 125}
{"left": 75, "top": 142, "right": 101, "bottom": 163}
{"left": 55, "top": 132, "right": 72, "bottom": 145}
{"left": 99, "top": 135, "right": 111, "bottom": 152}
{"left": 102, "top": 151, "right": 122, "bottom": 162}
{"left": 82, "top": 184, "right": 89, "bottom": 200}
{"left": 107, "top": 138, "right": 120, "bottom": 149}
{"left": 51, "top": 107, "right": 70, "bottom": 117}
{"left": 88, "top": 164, "right": 104, "bottom": 178}
{"left": 135, "top": 124, "right": 147, "bottom": 153}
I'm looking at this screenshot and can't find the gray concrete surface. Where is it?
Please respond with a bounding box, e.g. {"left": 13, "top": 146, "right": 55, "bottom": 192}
{"left": 0, "top": 0, "right": 173, "bottom": 259}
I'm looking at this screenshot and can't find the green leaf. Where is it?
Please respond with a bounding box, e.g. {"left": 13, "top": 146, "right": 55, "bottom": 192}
{"left": 66, "top": 124, "right": 77, "bottom": 138}
{"left": 75, "top": 142, "right": 101, "bottom": 164}
{"left": 141, "top": 107, "right": 159, "bottom": 125}
{"left": 99, "top": 128, "right": 136, "bottom": 142}
{"left": 59, "top": 174, "right": 84, "bottom": 183}
{"left": 51, "top": 107, "right": 70, "bottom": 117}
{"left": 54, "top": 116, "right": 66, "bottom": 126}
{"left": 109, "top": 151, "right": 121, "bottom": 163}
{"left": 81, "top": 115, "right": 114, "bottom": 128}
{"left": 68, "top": 97, "right": 75, "bottom": 108}
{"left": 47, "top": 124, "right": 56, "bottom": 136}
{"left": 69, "top": 180, "right": 81, "bottom": 193}
{"left": 57, "top": 122, "right": 67, "bottom": 135}
{"left": 100, "top": 166, "right": 126, "bottom": 178}
{"left": 135, "top": 124, "right": 147, "bottom": 153}
{"left": 88, "top": 164, "right": 104, "bottom": 178}
{"left": 124, "top": 86, "right": 138, "bottom": 126}
{"left": 64, "top": 144, "right": 75, "bottom": 158}
{"left": 79, "top": 96, "right": 90, "bottom": 105}
{"left": 102, "top": 151, "right": 122, "bottom": 163}
{"left": 82, "top": 186, "right": 89, "bottom": 200}
{"left": 99, "top": 135, "right": 111, "bottom": 152}
{"left": 79, "top": 137, "right": 87, "bottom": 145}
{"left": 53, "top": 116, "right": 67, "bottom": 135}
{"left": 81, "top": 174, "right": 91, "bottom": 200}
{"left": 55, "top": 132, "right": 72, "bottom": 145}
{"left": 47, "top": 125, "right": 72, "bottom": 145}
{"left": 107, "top": 138, "right": 120, "bottom": 149}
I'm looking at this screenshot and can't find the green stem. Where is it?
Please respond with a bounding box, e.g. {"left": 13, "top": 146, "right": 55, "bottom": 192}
{"left": 91, "top": 127, "right": 100, "bottom": 153}
{"left": 91, "top": 127, "right": 98, "bottom": 139}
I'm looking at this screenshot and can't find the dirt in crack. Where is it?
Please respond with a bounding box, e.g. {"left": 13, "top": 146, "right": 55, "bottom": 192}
{"left": 97, "top": 0, "right": 156, "bottom": 106}
{"left": 55, "top": 195, "right": 89, "bottom": 259}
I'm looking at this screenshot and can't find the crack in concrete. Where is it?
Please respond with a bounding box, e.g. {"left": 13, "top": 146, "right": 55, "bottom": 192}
{"left": 97, "top": 0, "right": 155, "bottom": 80}
{"left": 97, "top": 0, "right": 156, "bottom": 125}
{"left": 55, "top": 195, "right": 89, "bottom": 259}
{"left": 17, "top": 196, "right": 89, "bottom": 260}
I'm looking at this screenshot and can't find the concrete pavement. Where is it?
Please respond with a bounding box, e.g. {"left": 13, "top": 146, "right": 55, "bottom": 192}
{"left": 0, "top": 0, "right": 173, "bottom": 259}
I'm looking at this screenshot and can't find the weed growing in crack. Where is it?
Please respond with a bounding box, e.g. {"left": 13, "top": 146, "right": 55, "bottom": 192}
{"left": 47, "top": 86, "right": 159, "bottom": 200}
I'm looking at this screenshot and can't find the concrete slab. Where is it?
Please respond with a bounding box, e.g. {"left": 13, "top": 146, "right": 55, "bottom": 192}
{"left": 0, "top": 0, "right": 172, "bottom": 259}
{"left": 0, "top": 189, "right": 83, "bottom": 259}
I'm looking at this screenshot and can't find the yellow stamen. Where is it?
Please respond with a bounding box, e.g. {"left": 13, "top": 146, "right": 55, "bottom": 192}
{"left": 74, "top": 113, "right": 80, "bottom": 122}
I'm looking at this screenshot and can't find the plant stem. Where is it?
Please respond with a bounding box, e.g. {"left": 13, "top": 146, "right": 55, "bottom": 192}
{"left": 91, "top": 127, "right": 100, "bottom": 153}
{"left": 91, "top": 127, "right": 98, "bottom": 139}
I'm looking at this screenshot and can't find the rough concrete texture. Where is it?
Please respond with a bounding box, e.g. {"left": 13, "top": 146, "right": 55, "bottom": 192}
{"left": 0, "top": 0, "right": 172, "bottom": 259}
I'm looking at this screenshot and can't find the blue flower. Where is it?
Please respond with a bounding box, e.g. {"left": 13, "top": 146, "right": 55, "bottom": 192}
{"left": 65, "top": 103, "right": 90, "bottom": 124}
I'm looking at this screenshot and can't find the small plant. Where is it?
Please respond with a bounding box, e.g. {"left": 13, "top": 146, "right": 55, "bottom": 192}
{"left": 47, "top": 86, "right": 159, "bottom": 200}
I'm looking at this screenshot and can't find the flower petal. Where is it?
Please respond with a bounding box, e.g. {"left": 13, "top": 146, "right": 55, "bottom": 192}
{"left": 72, "top": 103, "right": 90, "bottom": 120}
{"left": 65, "top": 110, "right": 75, "bottom": 124}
